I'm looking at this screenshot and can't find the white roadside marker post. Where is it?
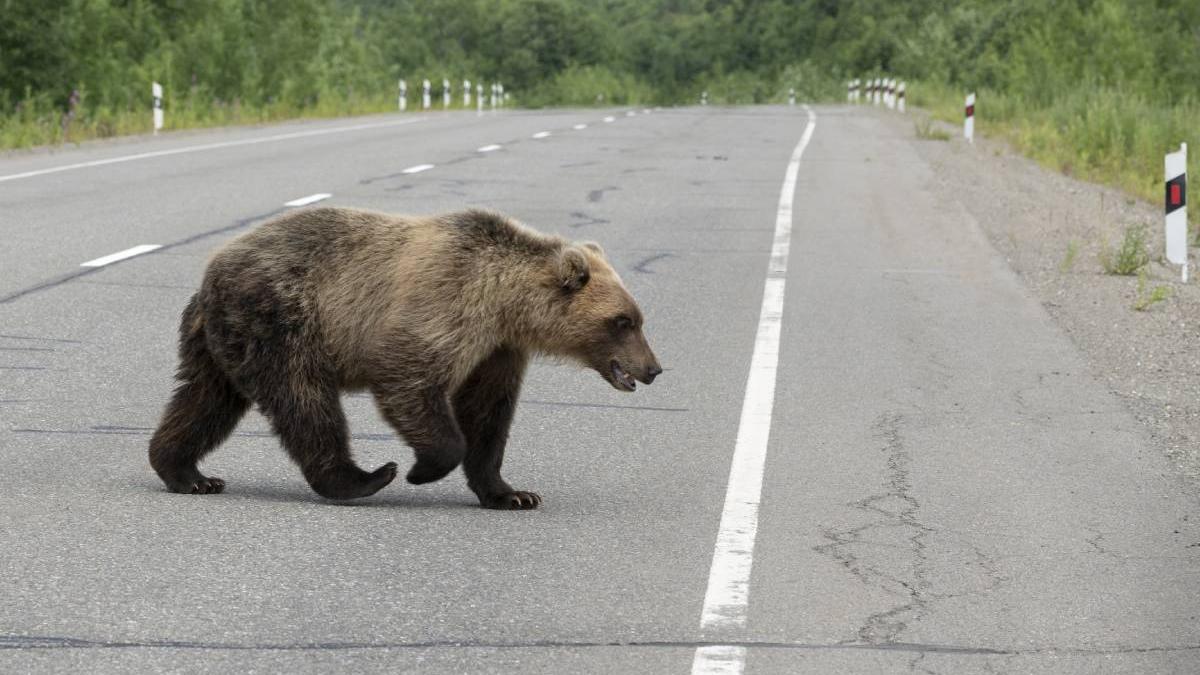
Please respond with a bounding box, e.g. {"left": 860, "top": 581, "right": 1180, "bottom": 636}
{"left": 398, "top": 79, "right": 407, "bottom": 112}
{"left": 847, "top": 80, "right": 853, "bottom": 103}
{"left": 476, "top": 82, "right": 483, "bottom": 115}
{"left": 442, "top": 79, "right": 450, "bottom": 108}
{"left": 422, "top": 79, "right": 431, "bottom": 110}
{"left": 701, "top": 90, "right": 708, "bottom": 106}
{"left": 463, "top": 80, "right": 471, "bottom": 107}
{"left": 898, "top": 81, "right": 906, "bottom": 113}
{"left": 498, "top": 83, "right": 505, "bottom": 107}
{"left": 789, "top": 87, "right": 795, "bottom": 106}
{"left": 853, "top": 78, "right": 860, "bottom": 103}
{"left": 888, "top": 79, "right": 896, "bottom": 109}
{"left": 152, "top": 82, "right": 163, "bottom": 134}
{"left": 1165, "top": 142, "right": 1189, "bottom": 282}
{"left": 964, "top": 92, "right": 975, "bottom": 143}
{"left": 490, "top": 83, "right": 497, "bottom": 110}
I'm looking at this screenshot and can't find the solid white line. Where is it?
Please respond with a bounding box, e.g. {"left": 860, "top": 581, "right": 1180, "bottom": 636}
{"left": 80, "top": 244, "right": 163, "bottom": 268}
{"left": 691, "top": 105, "right": 817, "bottom": 672}
{"left": 691, "top": 646, "right": 746, "bottom": 675}
{"left": 284, "top": 192, "right": 331, "bottom": 207}
{"left": 0, "top": 117, "right": 426, "bottom": 184}
{"left": 603, "top": 116, "right": 616, "bottom": 123}
{"left": 477, "top": 144, "right": 502, "bottom": 152}
{"left": 401, "top": 164, "right": 435, "bottom": 174}
{"left": 573, "top": 124, "right": 588, "bottom": 130}
{"left": 532, "top": 131, "right": 551, "bottom": 139}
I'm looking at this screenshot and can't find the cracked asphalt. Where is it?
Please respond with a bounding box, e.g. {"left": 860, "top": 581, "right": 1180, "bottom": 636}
{"left": 1, "top": 105, "right": 1198, "bottom": 673}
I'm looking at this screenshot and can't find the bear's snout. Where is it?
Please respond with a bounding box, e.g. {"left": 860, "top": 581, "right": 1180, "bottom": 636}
{"left": 642, "top": 363, "right": 663, "bottom": 384}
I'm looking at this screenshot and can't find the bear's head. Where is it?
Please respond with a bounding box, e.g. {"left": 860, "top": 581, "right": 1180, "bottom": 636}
{"left": 546, "top": 242, "right": 662, "bottom": 392}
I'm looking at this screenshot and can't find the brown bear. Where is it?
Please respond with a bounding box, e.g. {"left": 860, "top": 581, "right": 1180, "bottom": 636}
{"left": 147, "top": 207, "right": 661, "bottom": 509}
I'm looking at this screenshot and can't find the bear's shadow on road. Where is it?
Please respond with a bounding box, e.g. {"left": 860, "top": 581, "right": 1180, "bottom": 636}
{"left": 134, "top": 480, "right": 481, "bottom": 511}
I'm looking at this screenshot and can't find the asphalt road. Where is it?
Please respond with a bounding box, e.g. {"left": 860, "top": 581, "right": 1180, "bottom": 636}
{"left": 1, "top": 104, "right": 1197, "bottom": 674}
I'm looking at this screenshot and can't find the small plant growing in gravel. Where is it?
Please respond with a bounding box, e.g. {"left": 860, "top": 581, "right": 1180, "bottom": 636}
{"left": 914, "top": 118, "right": 950, "bottom": 141}
{"left": 1132, "top": 271, "right": 1171, "bottom": 311}
{"left": 1099, "top": 224, "right": 1150, "bottom": 276}
{"left": 1060, "top": 240, "right": 1079, "bottom": 272}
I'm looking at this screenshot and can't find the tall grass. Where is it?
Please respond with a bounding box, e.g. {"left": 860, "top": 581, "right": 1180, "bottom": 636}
{"left": 910, "top": 81, "right": 1199, "bottom": 211}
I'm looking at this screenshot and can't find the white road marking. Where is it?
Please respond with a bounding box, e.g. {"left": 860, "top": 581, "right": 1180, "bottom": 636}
{"left": 691, "top": 106, "right": 817, "bottom": 673}
{"left": 573, "top": 123, "right": 588, "bottom": 130}
{"left": 284, "top": 193, "right": 331, "bottom": 207}
{"left": 80, "top": 244, "right": 163, "bottom": 268}
{"left": 401, "top": 164, "right": 435, "bottom": 174}
{"left": 625, "top": 110, "right": 637, "bottom": 116}
{"left": 0, "top": 118, "right": 426, "bottom": 184}
{"left": 477, "top": 144, "right": 502, "bottom": 152}
{"left": 603, "top": 116, "right": 616, "bottom": 123}
{"left": 643, "top": 108, "right": 652, "bottom": 114}
{"left": 691, "top": 646, "right": 746, "bottom": 675}
{"left": 532, "top": 131, "right": 551, "bottom": 139}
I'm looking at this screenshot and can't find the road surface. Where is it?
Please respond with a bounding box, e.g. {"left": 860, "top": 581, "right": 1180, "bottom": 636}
{"left": 1, "top": 105, "right": 1197, "bottom": 673}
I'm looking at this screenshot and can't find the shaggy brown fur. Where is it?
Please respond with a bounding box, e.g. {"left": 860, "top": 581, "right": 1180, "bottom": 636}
{"left": 148, "top": 207, "right": 661, "bottom": 509}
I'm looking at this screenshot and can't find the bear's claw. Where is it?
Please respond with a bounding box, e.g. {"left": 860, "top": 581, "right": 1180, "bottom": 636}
{"left": 165, "top": 475, "right": 225, "bottom": 495}
{"left": 482, "top": 490, "right": 541, "bottom": 510}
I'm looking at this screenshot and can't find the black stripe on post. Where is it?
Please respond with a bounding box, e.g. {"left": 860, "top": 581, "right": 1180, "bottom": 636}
{"left": 1166, "top": 174, "right": 1187, "bottom": 215}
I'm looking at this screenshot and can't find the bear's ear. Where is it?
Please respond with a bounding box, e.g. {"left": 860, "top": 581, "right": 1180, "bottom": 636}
{"left": 557, "top": 247, "right": 591, "bottom": 292}
{"left": 581, "top": 241, "right": 605, "bottom": 257}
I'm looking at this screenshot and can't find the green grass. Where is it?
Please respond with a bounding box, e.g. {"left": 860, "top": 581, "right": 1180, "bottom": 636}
{"left": 0, "top": 90, "right": 420, "bottom": 150}
{"left": 909, "top": 81, "right": 1198, "bottom": 221}
{"left": 1099, "top": 224, "right": 1150, "bottom": 276}
{"left": 1133, "top": 271, "right": 1171, "bottom": 311}
{"left": 1060, "top": 240, "right": 1080, "bottom": 273}
{"left": 914, "top": 117, "right": 951, "bottom": 141}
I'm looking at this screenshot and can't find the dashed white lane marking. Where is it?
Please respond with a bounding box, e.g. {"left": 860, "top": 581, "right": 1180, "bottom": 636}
{"left": 625, "top": 110, "right": 637, "bottom": 117}
{"left": 573, "top": 124, "right": 588, "bottom": 130}
{"left": 691, "top": 105, "right": 817, "bottom": 673}
{"left": 532, "top": 131, "right": 551, "bottom": 139}
{"left": 80, "top": 244, "right": 163, "bottom": 268}
{"left": 603, "top": 116, "right": 616, "bottom": 123}
{"left": 401, "top": 164, "right": 435, "bottom": 174}
{"left": 691, "top": 646, "right": 745, "bottom": 675}
{"left": 0, "top": 117, "right": 426, "bottom": 184}
{"left": 477, "top": 144, "right": 502, "bottom": 152}
{"left": 283, "top": 193, "right": 331, "bottom": 207}
{"left": 643, "top": 108, "right": 652, "bottom": 114}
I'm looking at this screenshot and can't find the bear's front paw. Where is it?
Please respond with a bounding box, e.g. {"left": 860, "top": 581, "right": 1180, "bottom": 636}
{"left": 167, "top": 476, "right": 225, "bottom": 495}
{"left": 481, "top": 490, "right": 541, "bottom": 510}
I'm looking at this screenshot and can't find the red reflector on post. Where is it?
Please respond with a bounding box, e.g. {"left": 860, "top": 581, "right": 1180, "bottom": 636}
{"left": 1171, "top": 184, "right": 1182, "bottom": 205}
{"left": 965, "top": 105, "right": 974, "bottom": 117}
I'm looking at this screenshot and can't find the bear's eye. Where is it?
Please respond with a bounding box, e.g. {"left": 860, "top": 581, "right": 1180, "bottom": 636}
{"left": 614, "top": 315, "right": 634, "bottom": 331}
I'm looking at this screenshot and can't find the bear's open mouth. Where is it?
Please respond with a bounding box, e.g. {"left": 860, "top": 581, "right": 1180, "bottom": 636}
{"left": 610, "top": 360, "right": 636, "bottom": 392}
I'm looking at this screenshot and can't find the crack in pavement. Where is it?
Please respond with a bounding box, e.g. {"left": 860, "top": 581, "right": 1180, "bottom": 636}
{"left": 817, "top": 412, "right": 1011, "bottom": 648}
{"left": 1, "top": 633, "right": 1196, "bottom": 655}
{"left": 631, "top": 252, "right": 673, "bottom": 274}
{"left": 816, "top": 413, "right": 936, "bottom": 644}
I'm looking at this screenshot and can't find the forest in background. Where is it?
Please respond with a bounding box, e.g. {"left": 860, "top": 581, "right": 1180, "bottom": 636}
{"left": 1, "top": 0, "right": 1198, "bottom": 204}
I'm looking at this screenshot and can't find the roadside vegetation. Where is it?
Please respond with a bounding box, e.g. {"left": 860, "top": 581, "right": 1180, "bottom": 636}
{"left": 1, "top": 0, "right": 1197, "bottom": 218}
{"left": 1098, "top": 224, "right": 1151, "bottom": 276}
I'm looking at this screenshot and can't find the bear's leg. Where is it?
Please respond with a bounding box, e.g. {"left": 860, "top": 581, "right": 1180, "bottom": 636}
{"left": 453, "top": 347, "right": 540, "bottom": 510}
{"left": 372, "top": 382, "right": 468, "bottom": 486}
{"left": 255, "top": 376, "right": 399, "bottom": 500}
{"left": 207, "top": 302, "right": 398, "bottom": 501}
{"left": 149, "top": 311, "right": 249, "bottom": 495}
